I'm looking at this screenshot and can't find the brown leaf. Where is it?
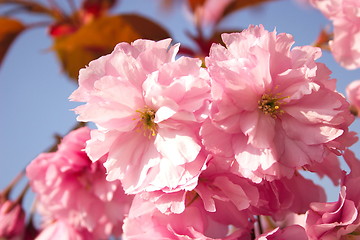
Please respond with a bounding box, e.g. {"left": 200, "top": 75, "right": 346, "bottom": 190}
{"left": 53, "top": 14, "right": 170, "bottom": 81}
{"left": 0, "top": 17, "right": 25, "bottom": 67}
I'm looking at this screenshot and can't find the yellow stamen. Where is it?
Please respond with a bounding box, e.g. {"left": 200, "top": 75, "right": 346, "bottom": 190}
{"left": 258, "top": 93, "right": 288, "bottom": 119}
{"left": 135, "top": 106, "right": 158, "bottom": 138}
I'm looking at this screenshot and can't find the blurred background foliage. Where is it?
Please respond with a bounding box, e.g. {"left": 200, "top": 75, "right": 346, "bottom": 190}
{"left": 0, "top": 0, "right": 278, "bottom": 80}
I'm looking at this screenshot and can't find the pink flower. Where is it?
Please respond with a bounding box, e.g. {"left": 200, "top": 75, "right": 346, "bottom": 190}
{"left": 346, "top": 80, "right": 360, "bottom": 116}
{"left": 259, "top": 213, "right": 307, "bottom": 235}
{"left": 311, "top": 0, "right": 360, "bottom": 69}
{"left": 202, "top": 25, "right": 353, "bottom": 182}
{"left": 123, "top": 195, "right": 253, "bottom": 240}
{"left": 256, "top": 225, "right": 308, "bottom": 240}
{"left": 303, "top": 150, "right": 360, "bottom": 239}
{"left": 70, "top": 39, "right": 211, "bottom": 194}
{"left": 26, "top": 127, "right": 133, "bottom": 239}
{"left": 0, "top": 200, "right": 25, "bottom": 238}
{"left": 36, "top": 220, "right": 93, "bottom": 240}
{"left": 342, "top": 149, "right": 360, "bottom": 208}
{"left": 140, "top": 160, "right": 260, "bottom": 215}
{"left": 136, "top": 158, "right": 325, "bottom": 224}
{"left": 305, "top": 186, "right": 360, "bottom": 239}
{"left": 305, "top": 153, "right": 343, "bottom": 186}
{"left": 250, "top": 174, "right": 326, "bottom": 221}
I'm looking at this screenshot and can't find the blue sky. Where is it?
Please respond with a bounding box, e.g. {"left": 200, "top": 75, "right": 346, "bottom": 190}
{"left": 1, "top": 0, "right": 360, "bottom": 211}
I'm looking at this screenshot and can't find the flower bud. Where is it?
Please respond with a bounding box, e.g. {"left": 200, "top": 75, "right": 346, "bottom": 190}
{"left": 0, "top": 200, "right": 25, "bottom": 238}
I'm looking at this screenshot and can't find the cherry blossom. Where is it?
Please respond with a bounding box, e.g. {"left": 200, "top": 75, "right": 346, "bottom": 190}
{"left": 0, "top": 200, "right": 25, "bottom": 239}
{"left": 305, "top": 186, "right": 360, "bottom": 239}
{"left": 311, "top": 0, "right": 360, "bottom": 69}
{"left": 3, "top": 0, "right": 360, "bottom": 239}
{"left": 123, "top": 194, "right": 254, "bottom": 240}
{"left": 202, "top": 24, "right": 353, "bottom": 182}
{"left": 26, "top": 127, "right": 133, "bottom": 239}
{"left": 256, "top": 225, "right": 308, "bottom": 240}
{"left": 304, "top": 150, "right": 360, "bottom": 239}
{"left": 36, "top": 220, "right": 93, "bottom": 240}
{"left": 135, "top": 157, "right": 325, "bottom": 228}
{"left": 70, "top": 39, "right": 211, "bottom": 194}
{"left": 139, "top": 160, "right": 259, "bottom": 215}
{"left": 251, "top": 174, "right": 326, "bottom": 221}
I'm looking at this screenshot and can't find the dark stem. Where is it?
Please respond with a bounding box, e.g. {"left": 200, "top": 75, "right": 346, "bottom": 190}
{"left": 250, "top": 227, "right": 255, "bottom": 240}
{"left": 26, "top": 21, "right": 53, "bottom": 29}
{"left": 15, "top": 183, "right": 30, "bottom": 205}
{"left": 4, "top": 182, "right": 29, "bottom": 214}
{"left": 1, "top": 169, "right": 25, "bottom": 201}
{"left": 257, "top": 215, "right": 263, "bottom": 235}
{"left": 178, "top": 45, "right": 197, "bottom": 57}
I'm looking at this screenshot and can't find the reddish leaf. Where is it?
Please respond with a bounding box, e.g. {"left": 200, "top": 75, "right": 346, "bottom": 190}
{"left": 82, "top": 0, "right": 118, "bottom": 17}
{"left": 313, "top": 28, "right": 332, "bottom": 51}
{"left": 53, "top": 14, "right": 170, "bottom": 81}
{"left": 49, "top": 22, "right": 78, "bottom": 37}
{"left": 0, "top": 17, "right": 25, "bottom": 67}
{"left": 187, "top": 0, "right": 206, "bottom": 12}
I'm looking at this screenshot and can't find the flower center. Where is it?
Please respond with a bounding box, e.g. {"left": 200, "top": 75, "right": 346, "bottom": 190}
{"left": 136, "top": 106, "right": 157, "bottom": 137}
{"left": 258, "top": 93, "right": 287, "bottom": 119}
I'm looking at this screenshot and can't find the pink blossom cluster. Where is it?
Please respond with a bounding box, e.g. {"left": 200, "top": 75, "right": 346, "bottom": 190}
{"left": 311, "top": 0, "right": 360, "bottom": 69}
{"left": 26, "top": 127, "right": 134, "bottom": 239}
{"left": 0, "top": 200, "right": 25, "bottom": 239}
{"left": 305, "top": 149, "right": 360, "bottom": 239}
{"left": 23, "top": 24, "right": 360, "bottom": 239}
